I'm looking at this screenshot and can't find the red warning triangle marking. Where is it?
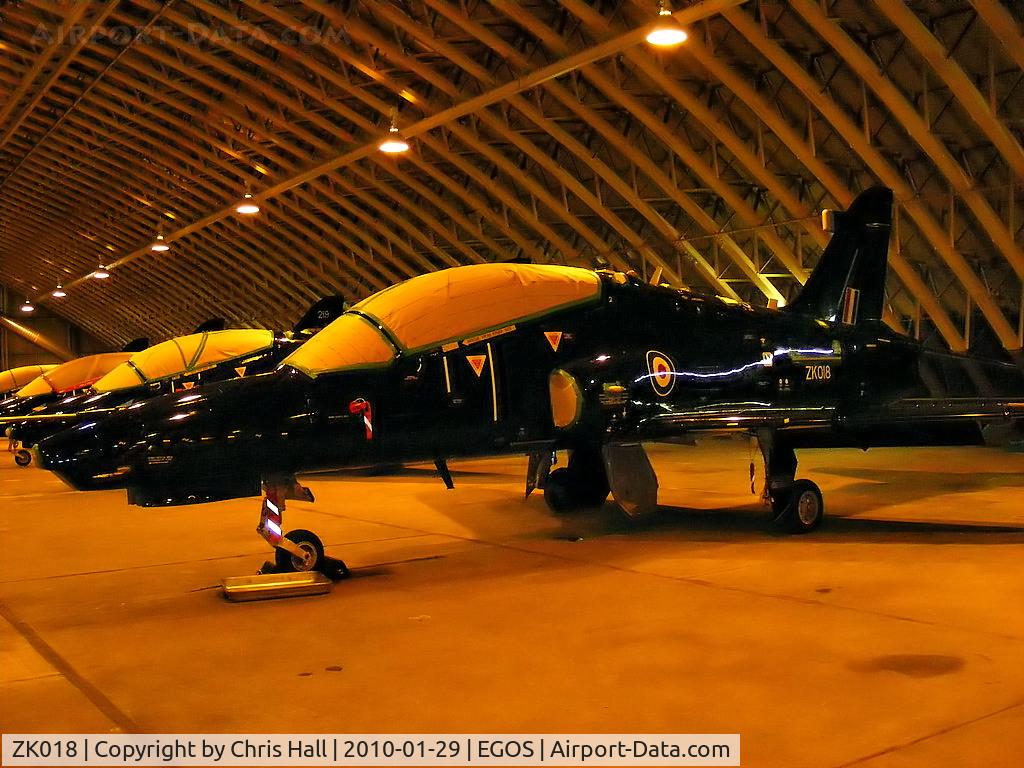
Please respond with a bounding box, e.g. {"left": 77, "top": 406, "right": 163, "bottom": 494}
{"left": 234, "top": 366, "right": 247, "bottom": 378}
{"left": 466, "top": 354, "right": 487, "bottom": 377}
{"left": 544, "top": 331, "right": 563, "bottom": 352}
{"left": 182, "top": 381, "right": 195, "bottom": 390}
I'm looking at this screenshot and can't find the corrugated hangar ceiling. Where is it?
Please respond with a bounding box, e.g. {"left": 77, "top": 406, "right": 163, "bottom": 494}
{"left": 1, "top": 0, "right": 1023, "bottom": 353}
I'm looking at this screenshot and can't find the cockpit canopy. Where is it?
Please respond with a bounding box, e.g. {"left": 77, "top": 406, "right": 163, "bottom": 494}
{"left": 0, "top": 364, "right": 57, "bottom": 394}
{"left": 284, "top": 263, "right": 602, "bottom": 377}
{"left": 17, "top": 353, "right": 134, "bottom": 398}
{"left": 93, "top": 329, "right": 276, "bottom": 392}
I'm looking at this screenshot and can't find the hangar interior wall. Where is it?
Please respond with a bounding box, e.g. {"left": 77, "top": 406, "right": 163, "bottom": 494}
{"left": 0, "top": 287, "right": 110, "bottom": 368}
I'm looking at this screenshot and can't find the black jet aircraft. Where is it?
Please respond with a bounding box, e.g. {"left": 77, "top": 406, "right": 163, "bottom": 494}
{"left": 0, "top": 351, "right": 139, "bottom": 422}
{"left": 5, "top": 298, "right": 346, "bottom": 465}
{"left": 0, "top": 337, "right": 150, "bottom": 415}
{"left": 36, "top": 187, "right": 1024, "bottom": 574}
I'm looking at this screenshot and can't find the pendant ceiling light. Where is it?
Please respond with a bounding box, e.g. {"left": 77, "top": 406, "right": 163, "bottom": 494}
{"left": 236, "top": 190, "right": 260, "bottom": 215}
{"left": 646, "top": 1, "right": 688, "bottom": 47}
{"left": 379, "top": 108, "right": 410, "bottom": 154}
{"left": 150, "top": 233, "right": 170, "bottom": 252}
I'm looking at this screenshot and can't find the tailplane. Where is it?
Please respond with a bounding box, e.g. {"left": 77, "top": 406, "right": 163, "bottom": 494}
{"left": 785, "top": 186, "right": 893, "bottom": 324}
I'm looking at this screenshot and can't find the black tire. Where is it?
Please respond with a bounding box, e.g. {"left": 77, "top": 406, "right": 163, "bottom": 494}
{"left": 274, "top": 529, "right": 325, "bottom": 573}
{"left": 543, "top": 468, "right": 578, "bottom": 514}
{"left": 575, "top": 477, "right": 611, "bottom": 507}
{"left": 14, "top": 449, "right": 31, "bottom": 467}
{"left": 769, "top": 486, "right": 790, "bottom": 521}
{"left": 773, "top": 479, "right": 823, "bottom": 534}
{"left": 543, "top": 464, "right": 610, "bottom": 514}
{"left": 568, "top": 448, "right": 610, "bottom": 495}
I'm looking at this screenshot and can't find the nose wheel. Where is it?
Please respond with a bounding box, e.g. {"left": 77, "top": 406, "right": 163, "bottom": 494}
{"left": 257, "top": 477, "right": 350, "bottom": 580}
{"left": 275, "top": 529, "right": 324, "bottom": 572}
{"left": 13, "top": 448, "right": 31, "bottom": 467}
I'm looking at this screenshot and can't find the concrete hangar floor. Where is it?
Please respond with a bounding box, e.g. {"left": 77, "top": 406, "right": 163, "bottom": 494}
{"left": 2, "top": 439, "right": 1024, "bottom": 767}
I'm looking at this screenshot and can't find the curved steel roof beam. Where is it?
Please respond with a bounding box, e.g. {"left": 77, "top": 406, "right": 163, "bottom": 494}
{"left": 725, "top": 6, "right": 1008, "bottom": 351}
{"left": 875, "top": 0, "right": 1024, "bottom": 180}
{"left": 366, "top": 0, "right": 695, "bottom": 292}
{"left": 294, "top": 0, "right": 630, "bottom": 279}
{"left": 0, "top": 1, "right": 91, "bottom": 149}
{"left": 0, "top": 0, "right": 119, "bottom": 152}
{"left": 791, "top": 0, "right": 1024, "bottom": 285}
{"left": 434, "top": 0, "right": 774, "bottom": 300}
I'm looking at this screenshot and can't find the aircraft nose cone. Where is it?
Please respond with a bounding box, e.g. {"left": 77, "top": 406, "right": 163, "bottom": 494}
{"left": 35, "top": 419, "right": 125, "bottom": 490}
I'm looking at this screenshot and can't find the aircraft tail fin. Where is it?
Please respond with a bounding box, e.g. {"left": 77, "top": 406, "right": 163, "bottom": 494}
{"left": 122, "top": 337, "right": 150, "bottom": 352}
{"left": 293, "top": 296, "right": 347, "bottom": 335}
{"left": 193, "top": 318, "right": 227, "bottom": 333}
{"left": 785, "top": 186, "right": 893, "bottom": 325}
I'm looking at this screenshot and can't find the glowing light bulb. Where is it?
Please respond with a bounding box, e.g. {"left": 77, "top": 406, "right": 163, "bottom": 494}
{"left": 236, "top": 192, "right": 260, "bottom": 215}
{"left": 379, "top": 125, "right": 410, "bottom": 154}
{"left": 646, "top": 4, "right": 688, "bottom": 46}
{"left": 151, "top": 233, "right": 170, "bottom": 252}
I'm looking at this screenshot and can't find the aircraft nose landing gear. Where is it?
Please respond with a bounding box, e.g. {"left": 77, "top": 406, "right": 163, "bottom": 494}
{"left": 257, "top": 476, "right": 350, "bottom": 579}
{"left": 275, "top": 529, "right": 324, "bottom": 573}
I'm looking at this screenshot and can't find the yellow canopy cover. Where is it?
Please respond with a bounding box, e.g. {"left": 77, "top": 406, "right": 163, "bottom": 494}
{"left": 284, "top": 314, "right": 395, "bottom": 378}
{"left": 93, "top": 329, "right": 276, "bottom": 392}
{"left": 17, "top": 353, "right": 134, "bottom": 398}
{"left": 0, "top": 364, "right": 57, "bottom": 394}
{"left": 285, "top": 264, "right": 601, "bottom": 377}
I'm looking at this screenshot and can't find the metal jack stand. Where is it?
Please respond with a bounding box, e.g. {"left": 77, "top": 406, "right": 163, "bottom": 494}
{"left": 221, "top": 556, "right": 350, "bottom": 602}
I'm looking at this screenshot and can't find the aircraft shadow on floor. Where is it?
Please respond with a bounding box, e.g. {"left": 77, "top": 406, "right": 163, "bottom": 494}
{"left": 540, "top": 502, "right": 1024, "bottom": 546}
{"left": 811, "top": 466, "right": 1024, "bottom": 511}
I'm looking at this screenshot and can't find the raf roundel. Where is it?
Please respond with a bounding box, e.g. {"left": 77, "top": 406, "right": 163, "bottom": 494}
{"left": 646, "top": 350, "right": 676, "bottom": 397}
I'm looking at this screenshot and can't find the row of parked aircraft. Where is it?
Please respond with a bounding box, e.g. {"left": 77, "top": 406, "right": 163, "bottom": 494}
{"left": 3, "top": 187, "right": 1023, "bottom": 575}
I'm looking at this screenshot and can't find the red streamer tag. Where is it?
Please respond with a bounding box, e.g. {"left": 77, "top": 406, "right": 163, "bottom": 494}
{"left": 348, "top": 398, "right": 373, "bottom": 441}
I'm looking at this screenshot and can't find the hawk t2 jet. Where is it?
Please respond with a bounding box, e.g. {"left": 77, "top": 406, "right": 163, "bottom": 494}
{"left": 4, "top": 297, "right": 346, "bottom": 465}
{"left": 36, "top": 187, "right": 1024, "bottom": 574}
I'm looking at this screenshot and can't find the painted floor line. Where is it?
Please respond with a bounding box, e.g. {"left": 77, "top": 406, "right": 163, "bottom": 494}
{"left": 0, "top": 600, "right": 138, "bottom": 733}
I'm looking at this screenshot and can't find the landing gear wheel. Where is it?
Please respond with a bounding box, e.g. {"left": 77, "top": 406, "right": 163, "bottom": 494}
{"left": 544, "top": 468, "right": 578, "bottom": 513}
{"left": 543, "top": 462, "right": 610, "bottom": 513}
{"left": 773, "top": 479, "right": 823, "bottom": 534}
{"left": 14, "top": 449, "right": 31, "bottom": 467}
{"left": 275, "top": 529, "right": 325, "bottom": 573}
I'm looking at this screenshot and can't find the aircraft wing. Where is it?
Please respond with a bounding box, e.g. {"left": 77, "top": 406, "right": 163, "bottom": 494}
{"left": 627, "top": 403, "right": 836, "bottom": 438}
{"left": 624, "top": 398, "right": 1024, "bottom": 446}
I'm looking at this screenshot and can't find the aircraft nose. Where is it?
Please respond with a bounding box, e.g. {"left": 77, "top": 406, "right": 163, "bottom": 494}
{"left": 36, "top": 420, "right": 129, "bottom": 490}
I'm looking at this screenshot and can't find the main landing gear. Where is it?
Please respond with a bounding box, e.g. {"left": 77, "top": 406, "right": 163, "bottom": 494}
{"left": 256, "top": 476, "right": 350, "bottom": 579}
{"left": 537, "top": 443, "right": 657, "bottom": 518}
{"left": 758, "top": 432, "right": 824, "bottom": 533}
{"left": 543, "top": 446, "right": 610, "bottom": 513}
